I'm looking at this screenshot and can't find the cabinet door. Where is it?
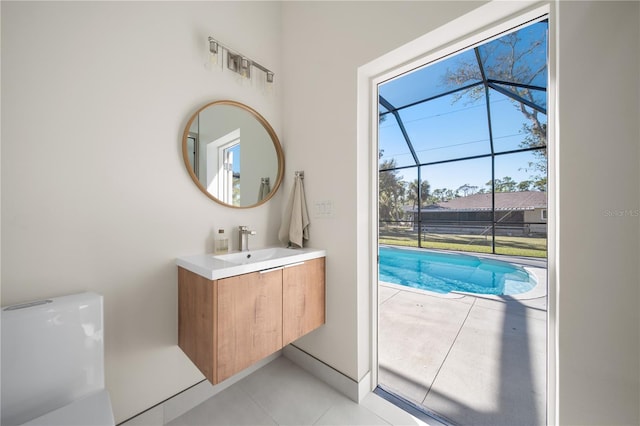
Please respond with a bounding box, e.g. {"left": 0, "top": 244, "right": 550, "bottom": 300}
{"left": 283, "top": 257, "right": 326, "bottom": 345}
{"left": 178, "top": 267, "right": 216, "bottom": 383}
{"left": 216, "top": 268, "right": 283, "bottom": 382}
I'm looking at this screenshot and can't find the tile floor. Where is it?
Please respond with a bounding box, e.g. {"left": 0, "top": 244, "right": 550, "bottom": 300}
{"left": 378, "top": 258, "right": 547, "bottom": 426}
{"left": 127, "top": 356, "right": 441, "bottom": 426}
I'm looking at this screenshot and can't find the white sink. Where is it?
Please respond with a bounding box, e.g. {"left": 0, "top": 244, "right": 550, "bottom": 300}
{"left": 176, "top": 246, "right": 326, "bottom": 280}
{"left": 213, "top": 247, "right": 301, "bottom": 265}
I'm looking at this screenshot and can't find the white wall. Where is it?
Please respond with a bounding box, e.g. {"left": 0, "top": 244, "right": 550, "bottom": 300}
{"left": 556, "top": 2, "right": 639, "bottom": 424}
{"left": 1, "top": 1, "right": 283, "bottom": 422}
{"left": 281, "top": 0, "right": 487, "bottom": 384}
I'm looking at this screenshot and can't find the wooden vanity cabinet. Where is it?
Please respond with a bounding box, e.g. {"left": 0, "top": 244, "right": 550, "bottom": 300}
{"left": 178, "top": 256, "right": 325, "bottom": 385}
{"left": 216, "top": 268, "right": 283, "bottom": 382}
{"left": 178, "top": 267, "right": 217, "bottom": 382}
{"left": 283, "top": 257, "right": 326, "bottom": 345}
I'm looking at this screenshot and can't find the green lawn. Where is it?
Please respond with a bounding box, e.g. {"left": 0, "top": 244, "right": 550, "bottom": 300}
{"left": 379, "top": 227, "right": 547, "bottom": 258}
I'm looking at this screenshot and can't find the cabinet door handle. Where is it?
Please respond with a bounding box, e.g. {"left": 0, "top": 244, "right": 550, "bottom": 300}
{"left": 260, "top": 266, "right": 284, "bottom": 274}
{"left": 284, "top": 262, "right": 306, "bottom": 268}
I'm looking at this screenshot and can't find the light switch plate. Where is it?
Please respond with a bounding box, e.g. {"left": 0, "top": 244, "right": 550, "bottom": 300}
{"left": 314, "top": 200, "right": 335, "bottom": 218}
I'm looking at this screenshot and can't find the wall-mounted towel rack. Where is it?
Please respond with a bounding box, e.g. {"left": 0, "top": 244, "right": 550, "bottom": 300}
{"left": 295, "top": 171, "right": 304, "bottom": 179}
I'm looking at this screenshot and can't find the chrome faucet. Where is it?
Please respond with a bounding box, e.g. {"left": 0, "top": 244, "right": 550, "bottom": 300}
{"left": 238, "top": 226, "right": 257, "bottom": 251}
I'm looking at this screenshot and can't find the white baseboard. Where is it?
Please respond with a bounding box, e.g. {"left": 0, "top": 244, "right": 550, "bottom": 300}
{"left": 282, "top": 344, "right": 371, "bottom": 403}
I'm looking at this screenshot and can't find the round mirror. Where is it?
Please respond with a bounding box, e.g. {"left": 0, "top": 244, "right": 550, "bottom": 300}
{"left": 182, "top": 100, "right": 284, "bottom": 208}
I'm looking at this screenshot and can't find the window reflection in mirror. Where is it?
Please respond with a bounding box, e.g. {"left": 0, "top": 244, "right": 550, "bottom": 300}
{"left": 212, "top": 131, "right": 240, "bottom": 206}
{"left": 182, "top": 100, "right": 284, "bottom": 208}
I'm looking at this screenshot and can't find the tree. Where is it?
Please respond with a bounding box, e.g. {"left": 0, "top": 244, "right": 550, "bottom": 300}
{"left": 444, "top": 26, "right": 548, "bottom": 191}
{"left": 407, "top": 179, "right": 431, "bottom": 210}
{"left": 429, "top": 188, "right": 460, "bottom": 203}
{"left": 457, "top": 183, "right": 478, "bottom": 197}
{"left": 444, "top": 189, "right": 457, "bottom": 200}
{"left": 489, "top": 176, "right": 518, "bottom": 192}
{"left": 428, "top": 188, "right": 445, "bottom": 204}
{"left": 532, "top": 176, "right": 547, "bottom": 192}
{"left": 378, "top": 157, "right": 406, "bottom": 222}
{"left": 517, "top": 180, "right": 533, "bottom": 191}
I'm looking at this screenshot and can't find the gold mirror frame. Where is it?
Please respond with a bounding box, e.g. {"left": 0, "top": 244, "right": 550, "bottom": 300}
{"left": 182, "top": 100, "right": 284, "bottom": 208}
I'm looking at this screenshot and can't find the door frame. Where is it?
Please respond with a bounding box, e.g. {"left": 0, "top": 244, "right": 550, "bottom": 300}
{"left": 356, "top": 1, "right": 557, "bottom": 423}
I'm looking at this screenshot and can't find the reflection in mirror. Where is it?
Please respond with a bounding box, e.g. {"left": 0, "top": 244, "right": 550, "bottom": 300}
{"left": 182, "top": 100, "right": 284, "bottom": 208}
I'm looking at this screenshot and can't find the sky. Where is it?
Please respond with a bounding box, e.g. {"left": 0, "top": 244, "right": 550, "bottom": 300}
{"left": 379, "top": 93, "right": 546, "bottom": 191}
{"left": 378, "top": 20, "right": 548, "bottom": 193}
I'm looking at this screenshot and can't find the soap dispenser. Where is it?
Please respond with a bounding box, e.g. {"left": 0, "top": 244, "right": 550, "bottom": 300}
{"left": 214, "top": 229, "right": 229, "bottom": 254}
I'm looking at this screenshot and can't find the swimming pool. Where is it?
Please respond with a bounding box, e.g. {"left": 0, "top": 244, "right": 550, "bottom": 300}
{"left": 378, "top": 246, "right": 537, "bottom": 296}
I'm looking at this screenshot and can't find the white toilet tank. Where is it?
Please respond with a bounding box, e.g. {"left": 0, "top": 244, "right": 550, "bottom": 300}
{"left": 1, "top": 292, "right": 114, "bottom": 426}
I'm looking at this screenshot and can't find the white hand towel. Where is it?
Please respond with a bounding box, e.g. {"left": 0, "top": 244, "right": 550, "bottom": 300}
{"left": 278, "top": 175, "right": 310, "bottom": 248}
{"left": 258, "top": 179, "right": 271, "bottom": 201}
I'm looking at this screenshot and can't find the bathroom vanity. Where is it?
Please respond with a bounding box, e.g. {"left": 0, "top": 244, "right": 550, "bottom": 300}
{"left": 176, "top": 248, "right": 326, "bottom": 384}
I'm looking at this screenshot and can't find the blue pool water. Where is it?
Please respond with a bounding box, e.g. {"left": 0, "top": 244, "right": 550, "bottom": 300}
{"left": 379, "top": 247, "right": 537, "bottom": 296}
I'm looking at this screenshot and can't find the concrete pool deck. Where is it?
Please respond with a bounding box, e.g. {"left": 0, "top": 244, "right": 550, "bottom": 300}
{"left": 378, "top": 255, "right": 547, "bottom": 425}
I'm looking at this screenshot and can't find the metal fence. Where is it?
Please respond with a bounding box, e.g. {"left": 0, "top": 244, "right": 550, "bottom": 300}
{"left": 379, "top": 219, "right": 547, "bottom": 257}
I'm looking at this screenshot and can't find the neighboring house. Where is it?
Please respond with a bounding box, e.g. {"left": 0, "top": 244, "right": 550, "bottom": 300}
{"left": 412, "top": 191, "right": 548, "bottom": 236}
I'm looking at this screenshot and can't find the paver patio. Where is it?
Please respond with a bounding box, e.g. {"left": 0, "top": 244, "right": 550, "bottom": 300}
{"left": 378, "top": 257, "right": 547, "bottom": 426}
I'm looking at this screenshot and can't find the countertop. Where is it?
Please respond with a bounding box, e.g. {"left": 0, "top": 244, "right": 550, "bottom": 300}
{"left": 176, "top": 247, "right": 326, "bottom": 280}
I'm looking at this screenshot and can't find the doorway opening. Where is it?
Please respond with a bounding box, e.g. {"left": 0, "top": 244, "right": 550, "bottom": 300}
{"left": 376, "top": 16, "right": 549, "bottom": 426}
